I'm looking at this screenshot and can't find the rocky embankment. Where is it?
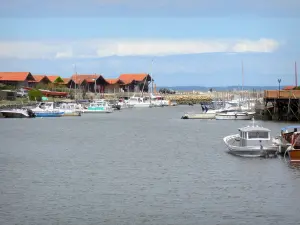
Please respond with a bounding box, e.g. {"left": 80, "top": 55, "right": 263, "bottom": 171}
{"left": 165, "top": 94, "right": 212, "bottom": 104}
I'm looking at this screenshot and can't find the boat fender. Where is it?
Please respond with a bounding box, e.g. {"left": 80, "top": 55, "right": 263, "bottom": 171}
{"left": 235, "top": 114, "right": 237, "bottom": 119}
{"left": 245, "top": 112, "right": 248, "bottom": 116}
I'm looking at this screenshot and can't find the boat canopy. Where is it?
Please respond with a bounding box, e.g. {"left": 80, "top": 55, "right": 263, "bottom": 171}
{"left": 281, "top": 125, "right": 300, "bottom": 132}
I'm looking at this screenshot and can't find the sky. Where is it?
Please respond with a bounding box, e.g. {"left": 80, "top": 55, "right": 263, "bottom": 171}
{"left": 0, "top": 0, "right": 300, "bottom": 86}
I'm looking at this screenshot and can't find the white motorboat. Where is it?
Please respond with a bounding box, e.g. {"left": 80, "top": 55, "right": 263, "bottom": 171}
{"left": 127, "top": 96, "right": 154, "bottom": 108}
{"left": 150, "top": 94, "right": 169, "bottom": 107}
{"left": 0, "top": 108, "right": 36, "bottom": 118}
{"left": 31, "top": 102, "right": 64, "bottom": 117}
{"left": 216, "top": 110, "right": 255, "bottom": 120}
{"left": 117, "top": 99, "right": 134, "bottom": 109}
{"left": 223, "top": 119, "right": 278, "bottom": 157}
{"left": 57, "top": 103, "right": 82, "bottom": 116}
{"left": 82, "top": 100, "right": 113, "bottom": 113}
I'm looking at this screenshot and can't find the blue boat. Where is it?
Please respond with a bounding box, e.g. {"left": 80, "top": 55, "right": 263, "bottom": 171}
{"left": 34, "top": 111, "right": 64, "bottom": 117}
{"left": 31, "top": 102, "right": 64, "bottom": 117}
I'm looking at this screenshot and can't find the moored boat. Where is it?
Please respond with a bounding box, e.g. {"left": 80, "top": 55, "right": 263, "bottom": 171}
{"left": 181, "top": 112, "right": 215, "bottom": 119}
{"left": 82, "top": 100, "right": 113, "bottom": 113}
{"left": 216, "top": 110, "right": 255, "bottom": 120}
{"left": 57, "top": 103, "right": 82, "bottom": 116}
{"left": 31, "top": 102, "right": 64, "bottom": 117}
{"left": 223, "top": 119, "right": 278, "bottom": 157}
{"left": 0, "top": 108, "right": 36, "bottom": 118}
{"left": 273, "top": 125, "right": 300, "bottom": 162}
{"left": 127, "top": 96, "right": 154, "bottom": 108}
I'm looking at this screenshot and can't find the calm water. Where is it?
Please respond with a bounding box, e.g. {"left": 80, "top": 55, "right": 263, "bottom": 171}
{"left": 1, "top": 105, "right": 300, "bottom": 225}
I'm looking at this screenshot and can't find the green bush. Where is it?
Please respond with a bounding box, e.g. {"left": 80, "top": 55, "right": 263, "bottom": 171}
{"left": 0, "top": 84, "right": 16, "bottom": 90}
{"left": 28, "top": 89, "right": 44, "bottom": 101}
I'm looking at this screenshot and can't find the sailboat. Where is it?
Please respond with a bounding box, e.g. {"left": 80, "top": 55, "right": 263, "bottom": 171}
{"left": 216, "top": 61, "right": 256, "bottom": 120}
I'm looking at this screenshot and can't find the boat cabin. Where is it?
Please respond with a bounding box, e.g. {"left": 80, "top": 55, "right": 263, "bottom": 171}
{"left": 280, "top": 126, "right": 300, "bottom": 144}
{"left": 238, "top": 126, "right": 271, "bottom": 147}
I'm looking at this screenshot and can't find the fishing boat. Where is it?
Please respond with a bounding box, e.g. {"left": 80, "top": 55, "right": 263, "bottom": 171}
{"left": 0, "top": 108, "right": 36, "bottom": 118}
{"left": 223, "top": 119, "right": 278, "bottom": 157}
{"left": 83, "top": 100, "right": 113, "bottom": 113}
{"left": 272, "top": 125, "right": 300, "bottom": 161}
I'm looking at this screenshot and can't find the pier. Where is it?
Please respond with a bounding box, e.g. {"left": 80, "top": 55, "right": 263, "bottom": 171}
{"left": 262, "top": 90, "right": 300, "bottom": 121}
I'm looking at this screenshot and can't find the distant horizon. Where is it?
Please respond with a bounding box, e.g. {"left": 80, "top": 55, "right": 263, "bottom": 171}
{"left": 157, "top": 85, "right": 284, "bottom": 91}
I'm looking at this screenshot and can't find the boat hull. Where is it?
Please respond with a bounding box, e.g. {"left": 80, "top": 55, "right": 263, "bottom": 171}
{"left": 82, "top": 110, "right": 113, "bottom": 113}
{"left": 181, "top": 113, "right": 215, "bottom": 119}
{"left": 1, "top": 112, "right": 30, "bottom": 118}
{"left": 0, "top": 109, "right": 36, "bottom": 118}
{"left": 131, "top": 104, "right": 152, "bottom": 108}
{"left": 34, "top": 112, "right": 64, "bottom": 117}
{"left": 288, "top": 150, "right": 300, "bottom": 162}
{"left": 62, "top": 112, "right": 81, "bottom": 116}
{"left": 216, "top": 113, "right": 255, "bottom": 120}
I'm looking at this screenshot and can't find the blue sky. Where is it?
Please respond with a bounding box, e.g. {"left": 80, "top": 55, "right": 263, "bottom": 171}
{"left": 0, "top": 0, "right": 299, "bottom": 86}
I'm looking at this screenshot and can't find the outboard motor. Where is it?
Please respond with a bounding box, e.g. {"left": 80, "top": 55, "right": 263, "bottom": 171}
{"left": 27, "top": 109, "right": 36, "bottom": 118}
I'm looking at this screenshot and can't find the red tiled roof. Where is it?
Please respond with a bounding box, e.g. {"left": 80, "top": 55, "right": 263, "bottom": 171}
{"left": 120, "top": 79, "right": 135, "bottom": 85}
{"left": 62, "top": 78, "right": 70, "bottom": 85}
{"left": 283, "top": 86, "right": 296, "bottom": 90}
{"left": 119, "top": 73, "right": 150, "bottom": 82}
{"left": 105, "top": 78, "right": 124, "bottom": 85}
{"left": 85, "top": 78, "right": 97, "bottom": 83}
{"left": 32, "top": 75, "right": 52, "bottom": 83}
{"left": 46, "top": 75, "right": 63, "bottom": 83}
{"left": 70, "top": 74, "right": 101, "bottom": 85}
{"left": 0, "top": 72, "right": 33, "bottom": 81}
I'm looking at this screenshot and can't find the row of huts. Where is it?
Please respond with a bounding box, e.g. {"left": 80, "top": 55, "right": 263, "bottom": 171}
{"left": 0, "top": 72, "right": 154, "bottom": 93}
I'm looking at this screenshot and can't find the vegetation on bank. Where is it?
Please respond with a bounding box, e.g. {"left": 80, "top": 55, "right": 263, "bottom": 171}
{"left": 0, "top": 84, "right": 16, "bottom": 90}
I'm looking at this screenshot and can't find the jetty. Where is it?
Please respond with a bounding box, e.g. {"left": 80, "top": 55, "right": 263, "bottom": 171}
{"left": 260, "top": 90, "right": 300, "bottom": 121}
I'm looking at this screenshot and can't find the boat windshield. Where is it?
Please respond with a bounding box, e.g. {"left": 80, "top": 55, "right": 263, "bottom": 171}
{"left": 248, "top": 131, "right": 269, "bottom": 139}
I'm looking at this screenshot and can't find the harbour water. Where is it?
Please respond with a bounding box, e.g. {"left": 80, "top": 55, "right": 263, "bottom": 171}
{"left": 1, "top": 105, "right": 300, "bottom": 225}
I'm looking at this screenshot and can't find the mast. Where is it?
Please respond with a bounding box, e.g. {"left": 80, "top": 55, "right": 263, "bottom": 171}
{"left": 74, "top": 64, "right": 77, "bottom": 101}
{"left": 295, "top": 61, "right": 298, "bottom": 87}
{"left": 151, "top": 58, "right": 154, "bottom": 94}
{"left": 241, "top": 60, "right": 244, "bottom": 101}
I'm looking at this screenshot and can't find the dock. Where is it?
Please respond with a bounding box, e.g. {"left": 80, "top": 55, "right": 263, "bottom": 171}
{"left": 261, "top": 90, "right": 300, "bottom": 121}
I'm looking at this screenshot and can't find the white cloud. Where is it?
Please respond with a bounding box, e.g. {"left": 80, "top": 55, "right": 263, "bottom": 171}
{"left": 0, "top": 38, "right": 280, "bottom": 59}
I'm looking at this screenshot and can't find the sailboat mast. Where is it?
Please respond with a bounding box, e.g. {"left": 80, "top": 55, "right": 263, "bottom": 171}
{"left": 151, "top": 59, "right": 154, "bottom": 94}
{"left": 74, "top": 64, "right": 77, "bottom": 101}
{"left": 241, "top": 60, "right": 244, "bottom": 101}
{"left": 295, "top": 61, "right": 298, "bottom": 87}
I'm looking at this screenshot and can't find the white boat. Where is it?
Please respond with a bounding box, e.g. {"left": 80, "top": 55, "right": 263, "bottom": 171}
{"left": 150, "top": 94, "right": 169, "bottom": 107}
{"left": 0, "top": 108, "right": 36, "bottom": 118}
{"left": 181, "top": 112, "right": 215, "bottom": 119}
{"left": 57, "top": 103, "right": 82, "bottom": 116}
{"left": 127, "top": 96, "right": 154, "bottom": 108}
{"left": 181, "top": 103, "right": 241, "bottom": 120}
{"left": 31, "top": 102, "right": 64, "bottom": 117}
{"left": 216, "top": 110, "right": 255, "bottom": 120}
{"left": 117, "top": 99, "right": 134, "bottom": 109}
{"left": 223, "top": 119, "right": 278, "bottom": 157}
{"left": 82, "top": 100, "right": 113, "bottom": 113}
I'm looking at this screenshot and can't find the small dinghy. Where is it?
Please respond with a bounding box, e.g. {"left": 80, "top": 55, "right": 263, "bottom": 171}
{"left": 223, "top": 119, "right": 278, "bottom": 158}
